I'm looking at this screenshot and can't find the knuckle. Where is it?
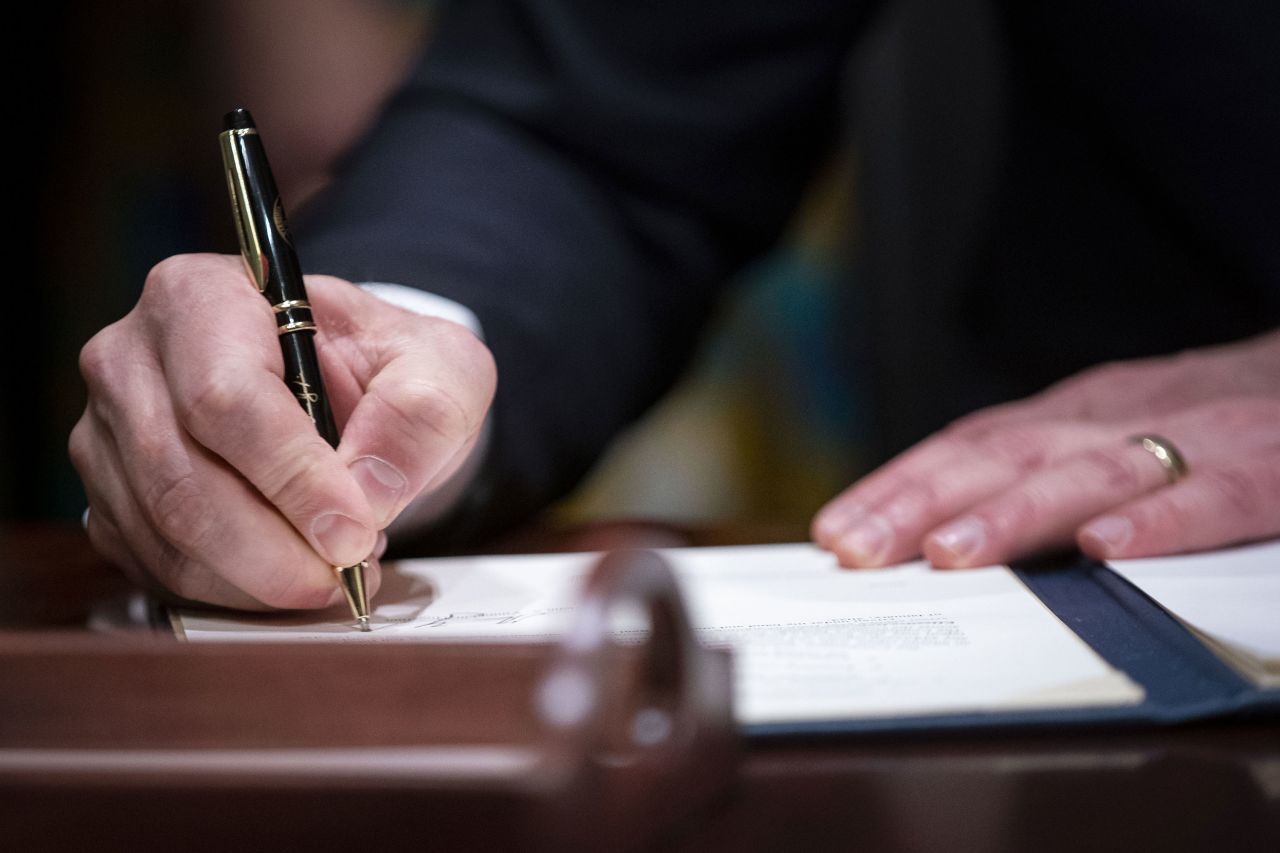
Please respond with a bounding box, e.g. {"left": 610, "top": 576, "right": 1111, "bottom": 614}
{"left": 978, "top": 425, "right": 1050, "bottom": 471}
{"left": 384, "top": 381, "right": 474, "bottom": 444}
{"left": 84, "top": 518, "right": 150, "bottom": 592}
{"left": 142, "top": 253, "right": 207, "bottom": 301}
{"left": 1201, "top": 468, "right": 1264, "bottom": 520}
{"left": 1202, "top": 398, "right": 1280, "bottom": 433}
{"left": 931, "top": 427, "right": 973, "bottom": 458}
{"left": 419, "top": 319, "right": 497, "bottom": 403}
{"left": 1080, "top": 359, "right": 1128, "bottom": 383}
{"left": 254, "top": 436, "right": 332, "bottom": 514}
{"left": 1077, "top": 358, "right": 1147, "bottom": 392}
{"left": 425, "top": 316, "right": 474, "bottom": 350}
{"left": 1134, "top": 492, "right": 1197, "bottom": 539}
{"left": 941, "top": 417, "right": 1054, "bottom": 472}
{"left": 1059, "top": 361, "right": 1135, "bottom": 412}
{"left": 141, "top": 255, "right": 246, "bottom": 327}
{"left": 67, "top": 416, "right": 94, "bottom": 475}
{"left": 947, "top": 404, "right": 1012, "bottom": 438}
{"left": 882, "top": 478, "right": 943, "bottom": 527}
{"left": 985, "top": 487, "right": 1047, "bottom": 537}
{"left": 1079, "top": 449, "right": 1141, "bottom": 492}
{"left": 176, "top": 368, "right": 251, "bottom": 437}
{"left": 1261, "top": 468, "right": 1280, "bottom": 520}
{"left": 151, "top": 549, "right": 227, "bottom": 607}
{"left": 148, "top": 543, "right": 207, "bottom": 602}
{"left": 77, "top": 326, "right": 121, "bottom": 388}
{"left": 447, "top": 324, "right": 497, "bottom": 384}
{"left": 83, "top": 510, "right": 120, "bottom": 560}
{"left": 145, "top": 470, "right": 218, "bottom": 555}
{"left": 939, "top": 415, "right": 985, "bottom": 444}
{"left": 921, "top": 427, "right": 985, "bottom": 471}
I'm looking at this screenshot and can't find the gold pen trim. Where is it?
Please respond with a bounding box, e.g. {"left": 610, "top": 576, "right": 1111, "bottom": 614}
{"left": 277, "top": 320, "right": 318, "bottom": 335}
{"left": 272, "top": 299, "right": 312, "bottom": 313}
{"left": 218, "top": 130, "right": 267, "bottom": 292}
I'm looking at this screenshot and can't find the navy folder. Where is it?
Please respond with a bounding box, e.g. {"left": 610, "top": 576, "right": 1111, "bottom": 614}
{"left": 749, "top": 553, "right": 1280, "bottom": 738}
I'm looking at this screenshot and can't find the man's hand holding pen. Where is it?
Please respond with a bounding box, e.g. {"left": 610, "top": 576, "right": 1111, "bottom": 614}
{"left": 70, "top": 253, "right": 496, "bottom": 611}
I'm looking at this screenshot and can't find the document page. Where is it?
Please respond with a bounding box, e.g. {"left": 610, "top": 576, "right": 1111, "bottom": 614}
{"left": 175, "top": 544, "right": 1143, "bottom": 725}
{"left": 1108, "top": 539, "right": 1280, "bottom": 688}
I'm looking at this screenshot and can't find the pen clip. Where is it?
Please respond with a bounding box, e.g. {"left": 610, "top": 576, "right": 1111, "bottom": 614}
{"left": 219, "top": 129, "right": 267, "bottom": 292}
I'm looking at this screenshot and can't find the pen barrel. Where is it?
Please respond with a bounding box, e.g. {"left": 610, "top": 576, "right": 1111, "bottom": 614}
{"left": 220, "top": 115, "right": 340, "bottom": 446}
{"left": 280, "top": 329, "right": 340, "bottom": 448}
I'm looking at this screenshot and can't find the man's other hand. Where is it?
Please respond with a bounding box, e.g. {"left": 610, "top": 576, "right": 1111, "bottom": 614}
{"left": 70, "top": 254, "right": 496, "bottom": 609}
{"left": 813, "top": 331, "right": 1280, "bottom": 568}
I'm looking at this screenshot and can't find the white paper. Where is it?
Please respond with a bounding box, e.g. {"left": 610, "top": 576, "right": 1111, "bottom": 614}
{"left": 1108, "top": 539, "right": 1280, "bottom": 687}
{"left": 175, "top": 544, "right": 1143, "bottom": 724}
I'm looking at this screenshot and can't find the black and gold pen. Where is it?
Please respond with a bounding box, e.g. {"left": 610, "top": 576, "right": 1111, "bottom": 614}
{"left": 218, "top": 107, "right": 371, "bottom": 631}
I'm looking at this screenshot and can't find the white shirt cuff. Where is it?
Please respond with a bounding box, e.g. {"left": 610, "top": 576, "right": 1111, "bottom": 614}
{"left": 358, "top": 282, "right": 484, "bottom": 339}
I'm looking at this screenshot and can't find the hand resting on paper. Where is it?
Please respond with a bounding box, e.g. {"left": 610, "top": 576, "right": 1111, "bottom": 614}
{"left": 70, "top": 253, "right": 496, "bottom": 610}
{"left": 813, "top": 330, "right": 1280, "bottom": 569}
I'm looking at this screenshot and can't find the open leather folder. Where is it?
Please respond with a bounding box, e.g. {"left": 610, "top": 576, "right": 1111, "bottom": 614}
{"left": 0, "top": 551, "right": 736, "bottom": 851}
{"left": 174, "top": 541, "right": 1280, "bottom": 736}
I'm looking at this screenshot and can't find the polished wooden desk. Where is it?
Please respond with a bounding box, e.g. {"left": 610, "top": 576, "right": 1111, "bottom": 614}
{"left": 2, "top": 523, "right": 1277, "bottom": 852}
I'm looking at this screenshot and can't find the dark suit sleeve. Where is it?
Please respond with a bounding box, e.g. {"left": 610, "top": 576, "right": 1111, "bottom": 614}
{"left": 293, "top": 1, "right": 875, "bottom": 546}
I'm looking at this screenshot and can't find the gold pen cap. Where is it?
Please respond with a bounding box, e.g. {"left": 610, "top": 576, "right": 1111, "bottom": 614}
{"left": 219, "top": 109, "right": 268, "bottom": 292}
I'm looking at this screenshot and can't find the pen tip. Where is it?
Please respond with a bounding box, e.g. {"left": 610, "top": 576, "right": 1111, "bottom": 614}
{"left": 335, "top": 561, "right": 372, "bottom": 629}
{"left": 223, "top": 108, "right": 256, "bottom": 131}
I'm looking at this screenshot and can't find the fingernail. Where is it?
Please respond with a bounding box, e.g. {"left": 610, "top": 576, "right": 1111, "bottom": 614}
{"left": 814, "top": 504, "right": 867, "bottom": 543}
{"left": 931, "top": 516, "right": 987, "bottom": 565}
{"left": 312, "top": 513, "right": 373, "bottom": 566}
{"left": 1081, "top": 515, "right": 1134, "bottom": 555}
{"left": 350, "top": 456, "right": 407, "bottom": 525}
{"left": 839, "top": 514, "right": 893, "bottom": 564}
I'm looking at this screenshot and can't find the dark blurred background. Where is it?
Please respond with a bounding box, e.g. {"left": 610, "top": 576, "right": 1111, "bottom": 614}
{"left": 22, "top": 0, "right": 1073, "bottom": 542}
{"left": 7, "top": 0, "right": 439, "bottom": 523}
{"left": 10, "top": 0, "right": 884, "bottom": 532}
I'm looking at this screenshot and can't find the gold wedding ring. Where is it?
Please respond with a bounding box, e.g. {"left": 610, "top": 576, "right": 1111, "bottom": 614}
{"left": 1128, "top": 434, "right": 1189, "bottom": 484}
